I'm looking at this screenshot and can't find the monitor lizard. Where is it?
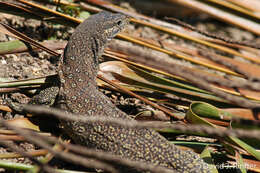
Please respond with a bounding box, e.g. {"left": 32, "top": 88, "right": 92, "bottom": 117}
{"left": 9, "top": 11, "right": 210, "bottom": 173}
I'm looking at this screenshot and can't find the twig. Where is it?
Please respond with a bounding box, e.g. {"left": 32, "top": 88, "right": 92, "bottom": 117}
{"left": 21, "top": 105, "right": 260, "bottom": 139}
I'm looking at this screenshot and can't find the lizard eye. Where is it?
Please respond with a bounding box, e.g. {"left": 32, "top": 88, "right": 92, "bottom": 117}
{"left": 117, "top": 20, "right": 122, "bottom": 26}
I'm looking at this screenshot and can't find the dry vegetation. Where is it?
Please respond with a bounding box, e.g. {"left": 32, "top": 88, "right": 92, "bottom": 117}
{"left": 0, "top": 0, "right": 260, "bottom": 172}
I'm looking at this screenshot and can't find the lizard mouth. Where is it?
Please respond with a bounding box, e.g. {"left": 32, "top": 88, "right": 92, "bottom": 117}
{"left": 112, "top": 27, "right": 121, "bottom": 36}
{"left": 107, "top": 27, "right": 121, "bottom": 41}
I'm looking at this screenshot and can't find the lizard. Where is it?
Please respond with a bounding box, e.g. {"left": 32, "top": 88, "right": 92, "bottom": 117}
{"left": 9, "top": 11, "right": 210, "bottom": 172}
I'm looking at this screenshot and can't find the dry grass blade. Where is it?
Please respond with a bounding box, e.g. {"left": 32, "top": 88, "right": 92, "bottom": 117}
{"left": 0, "top": 1, "right": 42, "bottom": 19}
{"left": 50, "top": 0, "right": 101, "bottom": 13}
{"left": 0, "top": 23, "right": 59, "bottom": 56}
{"left": 98, "top": 74, "right": 181, "bottom": 120}
{"left": 0, "top": 40, "right": 66, "bottom": 55}
{"left": 198, "top": 50, "right": 260, "bottom": 81}
{"left": 205, "top": 0, "right": 260, "bottom": 20}
{"left": 17, "top": 0, "right": 82, "bottom": 24}
{"left": 0, "top": 76, "right": 53, "bottom": 88}
{"left": 0, "top": 135, "right": 24, "bottom": 141}
{"left": 170, "top": 0, "right": 260, "bottom": 35}
{"left": 166, "top": 17, "right": 260, "bottom": 49}
{"left": 227, "top": 0, "right": 260, "bottom": 12}
{"left": 0, "top": 149, "right": 48, "bottom": 159}
{"left": 17, "top": 104, "right": 260, "bottom": 140}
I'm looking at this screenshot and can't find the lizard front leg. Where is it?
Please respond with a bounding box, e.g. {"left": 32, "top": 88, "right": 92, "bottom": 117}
{"left": 7, "top": 80, "right": 60, "bottom": 114}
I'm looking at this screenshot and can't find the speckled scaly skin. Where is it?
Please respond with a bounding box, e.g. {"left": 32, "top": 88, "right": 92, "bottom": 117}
{"left": 55, "top": 11, "right": 210, "bottom": 173}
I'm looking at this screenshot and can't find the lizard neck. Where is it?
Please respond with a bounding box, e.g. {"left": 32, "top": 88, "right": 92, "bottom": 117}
{"left": 58, "top": 11, "right": 129, "bottom": 90}
{"left": 59, "top": 31, "right": 107, "bottom": 89}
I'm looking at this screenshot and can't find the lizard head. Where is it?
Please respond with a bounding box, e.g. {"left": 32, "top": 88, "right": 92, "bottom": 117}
{"left": 76, "top": 11, "right": 129, "bottom": 42}
{"left": 99, "top": 11, "right": 130, "bottom": 41}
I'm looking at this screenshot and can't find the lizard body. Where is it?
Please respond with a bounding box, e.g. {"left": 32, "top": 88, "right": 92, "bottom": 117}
{"left": 56, "top": 11, "right": 210, "bottom": 172}
{"left": 8, "top": 11, "right": 210, "bottom": 172}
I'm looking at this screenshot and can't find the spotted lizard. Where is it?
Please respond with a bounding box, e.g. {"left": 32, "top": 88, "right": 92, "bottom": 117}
{"left": 10, "top": 11, "right": 210, "bottom": 172}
